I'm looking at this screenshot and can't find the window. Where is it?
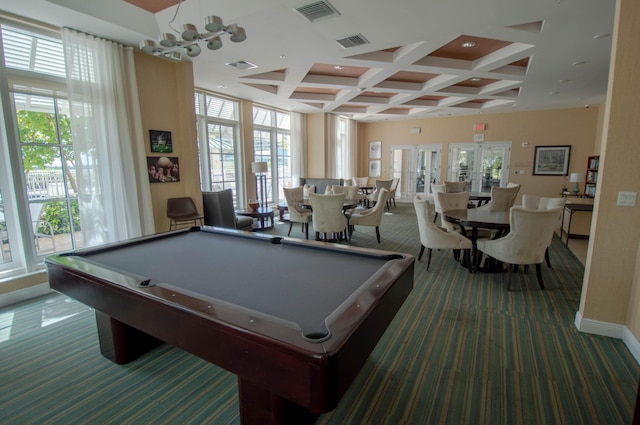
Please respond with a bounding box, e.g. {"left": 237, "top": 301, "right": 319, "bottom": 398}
{"left": 0, "top": 22, "right": 80, "bottom": 277}
{"left": 195, "top": 92, "right": 243, "bottom": 201}
{"left": 252, "top": 106, "right": 291, "bottom": 205}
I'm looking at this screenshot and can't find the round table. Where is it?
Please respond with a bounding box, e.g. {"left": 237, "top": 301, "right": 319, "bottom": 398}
{"left": 443, "top": 208, "right": 510, "bottom": 272}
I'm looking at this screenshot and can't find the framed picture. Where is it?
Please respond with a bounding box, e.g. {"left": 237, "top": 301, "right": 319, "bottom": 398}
{"left": 369, "top": 140, "right": 381, "bottom": 159}
{"left": 147, "top": 156, "right": 180, "bottom": 183}
{"left": 149, "top": 130, "right": 172, "bottom": 153}
{"left": 533, "top": 145, "right": 571, "bottom": 176}
{"left": 369, "top": 160, "right": 381, "bottom": 177}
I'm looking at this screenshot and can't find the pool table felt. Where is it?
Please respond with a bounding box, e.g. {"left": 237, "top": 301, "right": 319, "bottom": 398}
{"left": 78, "top": 230, "right": 398, "bottom": 338}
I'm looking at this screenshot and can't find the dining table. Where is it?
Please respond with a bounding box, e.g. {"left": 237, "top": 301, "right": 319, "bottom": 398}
{"left": 469, "top": 192, "right": 492, "bottom": 207}
{"left": 443, "top": 208, "right": 510, "bottom": 273}
{"left": 299, "top": 198, "right": 359, "bottom": 212}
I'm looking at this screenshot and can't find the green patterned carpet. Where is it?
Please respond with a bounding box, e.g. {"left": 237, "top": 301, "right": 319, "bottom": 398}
{"left": 1, "top": 203, "right": 638, "bottom": 424}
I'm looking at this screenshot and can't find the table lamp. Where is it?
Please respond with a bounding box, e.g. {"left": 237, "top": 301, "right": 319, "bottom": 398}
{"left": 569, "top": 172, "right": 584, "bottom": 194}
{"left": 251, "top": 161, "right": 268, "bottom": 208}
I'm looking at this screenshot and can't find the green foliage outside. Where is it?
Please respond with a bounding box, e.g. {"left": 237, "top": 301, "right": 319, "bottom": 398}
{"left": 38, "top": 200, "right": 80, "bottom": 235}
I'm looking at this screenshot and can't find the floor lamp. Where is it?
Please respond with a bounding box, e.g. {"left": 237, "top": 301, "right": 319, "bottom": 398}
{"left": 251, "top": 161, "right": 268, "bottom": 208}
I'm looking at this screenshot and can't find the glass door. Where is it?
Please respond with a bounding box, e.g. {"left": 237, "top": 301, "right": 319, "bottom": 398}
{"left": 390, "top": 144, "right": 442, "bottom": 202}
{"left": 448, "top": 142, "right": 511, "bottom": 192}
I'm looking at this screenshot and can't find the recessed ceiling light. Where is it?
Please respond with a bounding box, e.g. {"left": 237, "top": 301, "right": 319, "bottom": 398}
{"left": 279, "top": 54, "right": 287, "bottom": 59}
{"left": 334, "top": 65, "right": 344, "bottom": 70}
{"left": 462, "top": 41, "right": 476, "bottom": 48}
{"left": 548, "top": 91, "right": 559, "bottom": 95}
{"left": 559, "top": 79, "right": 569, "bottom": 83}
{"left": 217, "top": 85, "right": 227, "bottom": 89}
{"left": 594, "top": 33, "right": 610, "bottom": 39}
{"left": 470, "top": 77, "right": 481, "bottom": 82}
{"left": 572, "top": 61, "right": 586, "bottom": 66}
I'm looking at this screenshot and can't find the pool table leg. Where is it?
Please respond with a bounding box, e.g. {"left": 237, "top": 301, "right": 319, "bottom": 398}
{"left": 238, "top": 377, "right": 318, "bottom": 425}
{"left": 95, "top": 311, "right": 163, "bottom": 364}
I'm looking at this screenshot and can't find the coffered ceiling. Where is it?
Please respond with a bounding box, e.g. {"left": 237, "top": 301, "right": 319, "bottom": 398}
{"left": 2, "top": 0, "right": 615, "bottom": 121}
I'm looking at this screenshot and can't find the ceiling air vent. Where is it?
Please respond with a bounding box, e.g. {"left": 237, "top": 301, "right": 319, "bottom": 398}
{"left": 336, "top": 34, "right": 370, "bottom": 49}
{"left": 226, "top": 60, "right": 258, "bottom": 70}
{"left": 295, "top": 1, "right": 340, "bottom": 23}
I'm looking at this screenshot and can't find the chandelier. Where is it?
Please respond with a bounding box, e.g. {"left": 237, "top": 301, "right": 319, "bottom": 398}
{"left": 139, "top": 2, "right": 247, "bottom": 60}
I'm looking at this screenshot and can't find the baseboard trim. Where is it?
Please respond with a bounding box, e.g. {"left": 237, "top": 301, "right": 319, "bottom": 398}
{"left": 0, "top": 283, "right": 53, "bottom": 308}
{"left": 574, "top": 311, "right": 625, "bottom": 338}
{"left": 575, "top": 311, "right": 640, "bottom": 365}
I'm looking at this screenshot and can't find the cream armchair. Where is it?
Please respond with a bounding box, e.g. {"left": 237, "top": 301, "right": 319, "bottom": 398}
{"left": 444, "top": 181, "right": 467, "bottom": 193}
{"left": 366, "top": 179, "right": 393, "bottom": 210}
{"left": 414, "top": 194, "right": 472, "bottom": 271}
{"left": 436, "top": 191, "right": 470, "bottom": 232}
{"left": 476, "top": 206, "right": 563, "bottom": 290}
{"left": 521, "top": 194, "right": 567, "bottom": 267}
{"left": 283, "top": 187, "right": 312, "bottom": 239}
{"left": 430, "top": 183, "right": 446, "bottom": 223}
{"left": 349, "top": 188, "right": 389, "bottom": 243}
{"left": 309, "top": 192, "right": 348, "bottom": 242}
{"left": 477, "top": 184, "right": 520, "bottom": 211}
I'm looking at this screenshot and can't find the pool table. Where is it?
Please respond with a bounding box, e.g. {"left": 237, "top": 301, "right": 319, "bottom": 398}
{"left": 45, "top": 226, "right": 414, "bottom": 425}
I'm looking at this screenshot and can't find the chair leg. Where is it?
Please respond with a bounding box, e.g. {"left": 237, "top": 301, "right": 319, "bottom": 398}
{"left": 426, "top": 248, "right": 433, "bottom": 271}
{"left": 545, "top": 247, "right": 552, "bottom": 268}
{"left": 506, "top": 265, "right": 513, "bottom": 291}
{"left": 433, "top": 212, "right": 438, "bottom": 223}
{"left": 287, "top": 222, "right": 293, "bottom": 236}
{"left": 418, "top": 245, "right": 425, "bottom": 261}
{"left": 535, "top": 263, "right": 545, "bottom": 290}
{"left": 375, "top": 226, "right": 381, "bottom": 243}
{"left": 304, "top": 223, "right": 309, "bottom": 240}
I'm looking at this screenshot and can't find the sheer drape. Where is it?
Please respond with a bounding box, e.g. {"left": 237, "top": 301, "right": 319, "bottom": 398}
{"left": 326, "top": 113, "right": 356, "bottom": 179}
{"left": 62, "top": 28, "right": 154, "bottom": 247}
{"left": 290, "top": 112, "right": 306, "bottom": 184}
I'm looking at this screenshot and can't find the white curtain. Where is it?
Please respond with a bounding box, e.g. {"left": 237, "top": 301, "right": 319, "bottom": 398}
{"left": 290, "top": 112, "right": 306, "bottom": 184}
{"left": 326, "top": 114, "right": 356, "bottom": 179}
{"left": 62, "top": 28, "right": 154, "bottom": 247}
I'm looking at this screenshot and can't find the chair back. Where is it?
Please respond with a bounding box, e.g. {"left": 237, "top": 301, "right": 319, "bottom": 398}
{"left": 539, "top": 197, "right": 567, "bottom": 210}
{"left": 375, "top": 179, "right": 393, "bottom": 192}
{"left": 503, "top": 207, "right": 563, "bottom": 264}
{"left": 444, "top": 181, "right": 467, "bottom": 193}
{"left": 413, "top": 195, "right": 472, "bottom": 251}
{"left": 283, "top": 187, "right": 311, "bottom": 223}
{"left": 437, "top": 191, "right": 470, "bottom": 212}
{"left": 352, "top": 177, "right": 369, "bottom": 187}
{"left": 202, "top": 191, "right": 236, "bottom": 228}
{"left": 431, "top": 183, "right": 446, "bottom": 214}
{"left": 522, "top": 194, "right": 540, "bottom": 209}
{"left": 484, "top": 185, "right": 520, "bottom": 211}
{"left": 167, "top": 197, "right": 199, "bottom": 220}
{"left": 309, "top": 193, "right": 347, "bottom": 234}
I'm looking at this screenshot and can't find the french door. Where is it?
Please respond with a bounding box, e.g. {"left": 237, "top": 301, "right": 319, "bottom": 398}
{"left": 389, "top": 144, "right": 442, "bottom": 202}
{"left": 448, "top": 142, "right": 511, "bottom": 192}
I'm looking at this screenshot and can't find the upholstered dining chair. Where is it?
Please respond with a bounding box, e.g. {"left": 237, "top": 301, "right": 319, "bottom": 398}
{"left": 388, "top": 178, "right": 399, "bottom": 208}
{"left": 436, "top": 191, "right": 470, "bottom": 232}
{"left": 414, "top": 194, "right": 472, "bottom": 271}
{"left": 431, "top": 183, "right": 446, "bottom": 223}
{"left": 478, "top": 184, "right": 520, "bottom": 211}
{"left": 167, "top": 197, "right": 204, "bottom": 230}
{"left": 366, "top": 179, "right": 393, "bottom": 210}
{"left": 444, "top": 180, "right": 468, "bottom": 193}
{"left": 476, "top": 206, "right": 563, "bottom": 290}
{"left": 309, "top": 192, "right": 348, "bottom": 242}
{"left": 521, "top": 194, "right": 567, "bottom": 267}
{"left": 328, "top": 185, "right": 361, "bottom": 219}
{"left": 283, "top": 187, "right": 312, "bottom": 239}
{"left": 349, "top": 188, "right": 389, "bottom": 243}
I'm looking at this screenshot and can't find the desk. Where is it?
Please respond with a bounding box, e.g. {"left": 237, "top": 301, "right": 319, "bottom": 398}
{"left": 443, "top": 209, "right": 510, "bottom": 272}
{"left": 562, "top": 203, "right": 594, "bottom": 247}
{"left": 45, "top": 227, "right": 414, "bottom": 425}
{"left": 236, "top": 207, "right": 274, "bottom": 231}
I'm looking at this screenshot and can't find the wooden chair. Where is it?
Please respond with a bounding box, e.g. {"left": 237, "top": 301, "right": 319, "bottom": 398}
{"left": 414, "top": 194, "right": 472, "bottom": 271}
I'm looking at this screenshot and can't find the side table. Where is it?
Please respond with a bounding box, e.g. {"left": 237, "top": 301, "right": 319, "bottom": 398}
{"left": 236, "top": 207, "right": 275, "bottom": 231}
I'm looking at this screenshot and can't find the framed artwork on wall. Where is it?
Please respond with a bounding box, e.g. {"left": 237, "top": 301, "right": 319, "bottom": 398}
{"left": 147, "top": 156, "right": 180, "bottom": 183}
{"left": 369, "top": 160, "right": 381, "bottom": 177}
{"left": 149, "top": 130, "right": 173, "bottom": 153}
{"left": 533, "top": 145, "right": 571, "bottom": 176}
{"left": 369, "top": 140, "right": 381, "bottom": 159}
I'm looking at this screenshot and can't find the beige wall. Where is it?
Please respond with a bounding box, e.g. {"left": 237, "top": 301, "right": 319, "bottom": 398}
{"left": 580, "top": 0, "right": 640, "bottom": 329}
{"left": 306, "top": 113, "right": 327, "bottom": 178}
{"left": 134, "top": 52, "right": 200, "bottom": 232}
{"left": 358, "top": 107, "right": 601, "bottom": 202}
